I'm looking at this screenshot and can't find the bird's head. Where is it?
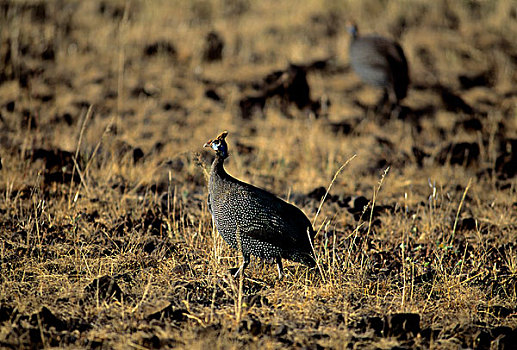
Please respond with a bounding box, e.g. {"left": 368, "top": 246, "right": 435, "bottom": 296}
{"left": 204, "top": 131, "right": 229, "bottom": 159}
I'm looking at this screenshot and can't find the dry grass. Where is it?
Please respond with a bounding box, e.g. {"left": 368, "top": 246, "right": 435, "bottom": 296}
{"left": 1, "top": 0, "right": 516, "bottom": 348}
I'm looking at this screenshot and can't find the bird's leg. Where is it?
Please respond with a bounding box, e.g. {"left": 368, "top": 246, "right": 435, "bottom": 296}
{"left": 231, "top": 254, "right": 250, "bottom": 278}
{"left": 374, "top": 90, "right": 391, "bottom": 121}
{"left": 376, "top": 90, "right": 389, "bottom": 111}
{"left": 276, "top": 257, "right": 284, "bottom": 280}
{"left": 390, "top": 103, "right": 402, "bottom": 119}
{"left": 386, "top": 87, "right": 401, "bottom": 118}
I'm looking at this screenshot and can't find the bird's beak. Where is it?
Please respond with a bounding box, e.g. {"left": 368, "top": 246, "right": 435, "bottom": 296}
{"left": 203, "top": 140, "right": 212, "bottom": 148}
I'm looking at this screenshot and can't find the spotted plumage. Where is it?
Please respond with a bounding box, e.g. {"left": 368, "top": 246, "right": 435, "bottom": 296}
{"left": 204, "top": 131, "right": 316, "bottom": 279}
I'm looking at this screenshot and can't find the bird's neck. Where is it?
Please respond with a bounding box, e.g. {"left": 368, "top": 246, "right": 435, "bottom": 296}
{"left": 211, "top": 154, "right": 229, "bottom": 179}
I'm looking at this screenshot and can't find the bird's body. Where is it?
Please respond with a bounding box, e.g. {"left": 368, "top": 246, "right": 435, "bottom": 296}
{"left": 205, "top": 131, "right": 315, "bottom": 278}
{"left": 347, "top": 23, "right": 409, "bottom": 109}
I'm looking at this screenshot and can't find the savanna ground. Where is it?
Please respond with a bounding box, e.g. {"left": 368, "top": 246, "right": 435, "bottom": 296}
{"left": 1, "top": 0, "right": 517, "bottom": 348}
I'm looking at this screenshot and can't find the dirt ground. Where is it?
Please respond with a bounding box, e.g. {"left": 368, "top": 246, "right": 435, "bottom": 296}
{"left": 1, "top": 0, "right": 516, "bottom": 349}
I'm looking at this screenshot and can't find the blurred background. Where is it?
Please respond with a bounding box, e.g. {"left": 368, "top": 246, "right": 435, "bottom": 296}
{"left": 1, "top": 0, "right": 516, "bottom": 197}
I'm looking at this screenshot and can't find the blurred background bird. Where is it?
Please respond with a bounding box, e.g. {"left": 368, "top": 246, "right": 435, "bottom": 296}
{"left": 346, "top": 21, "right": 410, "bottom": 117}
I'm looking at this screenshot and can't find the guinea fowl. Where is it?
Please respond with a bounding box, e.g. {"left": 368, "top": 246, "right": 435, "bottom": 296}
{"left": 347, "top": 21, "right": 409, "bottom": 114}
{"left": 204, "top": 131, "right": 316, "bottom": 279}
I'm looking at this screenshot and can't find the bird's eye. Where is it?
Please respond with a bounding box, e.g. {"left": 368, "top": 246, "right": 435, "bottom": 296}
{"left": 213, "top": 140, "right": 220, "bottom": 145}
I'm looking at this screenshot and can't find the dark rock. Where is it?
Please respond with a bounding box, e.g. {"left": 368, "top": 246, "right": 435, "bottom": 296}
{"left": 340, "top": 196, "right": 370, "bottom": 216}
{"left": 132, "top": 147, "right": 144, "bottom": 164}
{"left": 412, "top": 146, "right": 430, "bottom": 167}
{"left": 238, "top": 62, "right": 322, "bottom": 119}
{"left": 386, "top": 313, "right": 420, "bottom": 339}
{"left": 351, "top": 196, "right": 370, "bottom": 212}
{"left": 18, "top": 68, "right": 31, "bottom": 88}
{"left": 329, "top": 121, "right": 353, "bottom": 135}
{"left": 367, "top": 316, "right": 385, "bottom": 336}
{"left": 0, "top": 305, "right": 16, "bottom": 322}
{"left": 277, "top": 337, "right": 294, "bottom": 346}
{"left": 131, "top": 84, "right": 159, "bottom": 98}
{"left": 31, "top": 148, "right": 74, "bottom": 169}
{"left": 435, "top": 85, "right": 474, "bottom": 114}
{"left": 273, "top": 64, "right": 320, "bottom": 115}
{"left": 492, "top": 305, "right": 515, "bottom": 318}
{"left": 235, "top": 141, "right": 254, "bottom": 155}
{"left": 142, "top": 335, "right": 161, "bottom": 349}
{"left": 30, "top": 306, "right": 67, "bottom": 331}
{"left": 144, "top": 41, "right": 176, "bottom": 58}
{"left": 143, "top": 239, "right": 157, "bottom": 253}
{"left": 457, "top": 217, "right": 477, "bottom": 231}
{"left": 474, "top": 329, "right": 493, "bottom": 349}
{"left": 86, "top": 339, "right": 104, "bottom": 349}
{"left": 276, "top": 65, "right": 312, "bottom": 110}
{"left": 239, "top": 316, "right": 262, "bottom": 336}
{"left": 98, "top": 1, "right": 126, "bottom": 20}
{"left": 491, "top": 326, "right": 516, "bottom": 350}
{"left": 83, "top": 275, "right": 124, "bottom": 302}
{"left": 203, "top": 31, "right": 224, "bottom": 62}
{"left": 437, "top": 142, "right": 480, "bottom": 167}
{"left": 26, "top": 327, "right": 44, "bottom": 347}
{"left": 407, "top": 105, "right": 437, "bottom": 122}
{"left": 150, "top": 142, "right": 164, "bottom": 154}
{"left": 162, "top": 101, "right": 183, "bottom": 111}
{"left": 44, "top": 171, "right": 81, "bottom": 185}
{"left": 41, "top": 45, "right": 55, "bottom": 61}
{"left": 162, "top": 158, "right": 184, "bottom": 172}
{"left": 239, "top": 95, "right": 266, "bottom": 119}
{"left": 354, "top": 315, "right": 385, "bottom": 336}
{"left": 248, "top": 319, "right": 262, "bottom": 336}
{"left": 73, "top": 100, "right": 91, "bottom": 109}
{"left": 205, "top": 88, "right": 222, "bottom": 102}
{"left": 477, "top": 305, "right": 516, "bottom": 319}
{"left": 142, "top": 209, "right": 166, "bottom": 235}
{"left": 495, "top": 139, "right": 517, "bottom": 179}
{"left": 61, "top": 112, "right": 74, "bottom": 125}
{"left": 420, "top": 327, "right": 441, "bottom": 341}
{"left": 5, "top": 100, "right": 15, "bottom": 112}
{"left": 144, "top": 301, "right": 188, "bottom": 322}
{"left": 29, "top": 2, "right": 47, "bottom": 22}
{"left": 376, "top": 137, "right": 394, "bottom": 152}
{"left": 458, "top": 70, "right": 493, "bottom": 90}
{"left": 455, "top": 117, "right": 483, "bottom": 133}
{"left": 307, "top": 187, "right": 327, "bottom": 201}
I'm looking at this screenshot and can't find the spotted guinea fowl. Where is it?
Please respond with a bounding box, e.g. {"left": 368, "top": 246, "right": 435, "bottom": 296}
{"left": 204, "top": 131, "right": 316, "bottom": 279}
{"left": 347, "top": 21, "right": 409, "bottom": 113}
